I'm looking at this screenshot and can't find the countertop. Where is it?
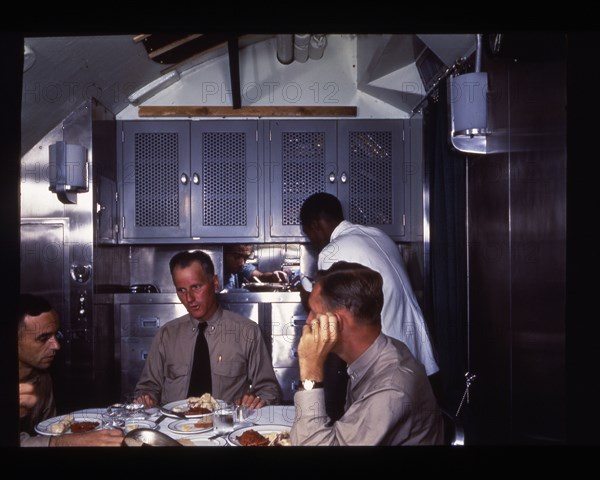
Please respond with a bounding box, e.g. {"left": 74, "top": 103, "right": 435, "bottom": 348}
{"left": 94, "top": 291, "right": 303, "bottom": 305}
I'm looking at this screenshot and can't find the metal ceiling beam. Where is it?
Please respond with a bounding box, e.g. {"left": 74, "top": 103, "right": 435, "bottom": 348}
{"left": 228, "top": 36, "right": 241, "bottom": 109}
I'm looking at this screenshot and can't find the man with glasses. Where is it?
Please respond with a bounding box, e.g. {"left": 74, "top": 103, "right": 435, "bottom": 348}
{"left": 18, "top": 294, "right": 123, "bottom": 446}
{"left": 222, "top": 244, "right": 288, "bottom": 290}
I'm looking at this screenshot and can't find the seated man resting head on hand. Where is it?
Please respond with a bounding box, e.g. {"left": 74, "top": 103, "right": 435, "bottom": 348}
{"left": 290, "top": 261, "right": 444, "bottom": 446}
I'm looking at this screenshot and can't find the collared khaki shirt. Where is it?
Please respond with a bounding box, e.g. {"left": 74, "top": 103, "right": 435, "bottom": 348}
{"left": 290, "top": 334, "right": 444, "bottom": 446}
{"left": 135, "top": 306, "right": 281, "bottom": 405}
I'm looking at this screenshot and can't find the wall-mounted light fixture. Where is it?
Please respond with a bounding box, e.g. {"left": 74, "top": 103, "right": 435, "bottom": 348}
{"left": 448, "top": 34, "right": 490, "bottom": 154}
{"left": 48, "top": 141, "right": 88, "bottom": 204}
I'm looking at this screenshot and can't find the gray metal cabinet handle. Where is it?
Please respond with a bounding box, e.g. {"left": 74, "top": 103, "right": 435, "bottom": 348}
{"left": 192, "top": 173, "right": 200, "bottom": 185}
{"left": 180, "top": 173, "right": 189, "bottom": 185}
{"left": 139, "top": 316, "right": 160, "bottom": 328}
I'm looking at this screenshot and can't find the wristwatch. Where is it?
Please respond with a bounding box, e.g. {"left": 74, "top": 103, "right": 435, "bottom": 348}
{"left": 300, "top": 379, "right": 324, "bottom": 391}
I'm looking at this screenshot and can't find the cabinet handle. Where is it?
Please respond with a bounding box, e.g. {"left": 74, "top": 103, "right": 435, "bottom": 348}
{"left": 140, "top": 317, "right": 160, "bottom": 328}
{"left": 340, "top": 171, "right": 348, "bottom": 183}
{"left": 192, "top": 173, "right": 200, "bottom": 185}
{"left": 180, "top": 173, "right": 189, "bottom": 185}
{"left": 328, "top": 171, "right": 336, "bottom": 183}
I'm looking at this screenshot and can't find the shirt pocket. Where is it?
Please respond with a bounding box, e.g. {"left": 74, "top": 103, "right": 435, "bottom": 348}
{"left": 212, "top": 360, "right": 246, "bottom": 379}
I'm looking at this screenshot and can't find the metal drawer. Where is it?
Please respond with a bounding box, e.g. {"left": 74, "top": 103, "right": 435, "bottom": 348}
{"left": 120, "top": 304, "right": 187, "bottom": 337}
{"left": 221, "top": 302, "right": 260, "bottom": 324}
{"left": 271, "top": 334, "right": 300, "bottom": 368}
{"left": 120, "top": 336, "right": 155, "bottom": 394}
{"left": 267, "top": 303, "right": 308, "bottom": 337}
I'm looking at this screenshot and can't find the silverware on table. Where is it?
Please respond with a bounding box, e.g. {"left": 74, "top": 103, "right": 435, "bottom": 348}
{"left": 208, "top": 431, "right": 229, "bottom": 440}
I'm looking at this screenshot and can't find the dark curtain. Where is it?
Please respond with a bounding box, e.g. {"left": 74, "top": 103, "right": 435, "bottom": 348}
{"left": 423, "top": 80, "right": 469, "bottom": 423}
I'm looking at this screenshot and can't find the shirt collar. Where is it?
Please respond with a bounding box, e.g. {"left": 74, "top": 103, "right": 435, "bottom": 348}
{"left": 187, "top": 306, "right": 223, "bottom": 332}
{"left": 346, "top": 333, "right": 386, "bottom": 384}
{"left": 330, "top": 220, "right": 352, "bottom": 241}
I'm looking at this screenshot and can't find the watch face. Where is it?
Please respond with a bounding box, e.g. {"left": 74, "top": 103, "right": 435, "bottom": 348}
{"left": 303, "top": 380, "right": 315, "bottom": 390}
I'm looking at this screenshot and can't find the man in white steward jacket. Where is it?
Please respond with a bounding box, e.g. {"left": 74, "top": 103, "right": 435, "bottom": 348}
{"left": 299, "top": 192, "right": 439, "bottom": 377}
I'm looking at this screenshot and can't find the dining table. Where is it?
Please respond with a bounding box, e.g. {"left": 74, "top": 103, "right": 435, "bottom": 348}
{"left": 34, "top": 401, "right": 296, "bottom": 447}
{"left": 148, "top": 403, "right": 296, "bottom": 446}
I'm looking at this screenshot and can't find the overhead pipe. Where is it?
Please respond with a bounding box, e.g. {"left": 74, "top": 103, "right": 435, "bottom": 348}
{"left": 276, "top": 34, "right": 294, "bottom": 65}
{"left": 475, "top": 33, "right": 483, "bottom": 72}
{"left": 294, "top": 34, "right": 310, "bottom": 63}
{"left": 308, "top": 34, "right": 327, "bottom": 60}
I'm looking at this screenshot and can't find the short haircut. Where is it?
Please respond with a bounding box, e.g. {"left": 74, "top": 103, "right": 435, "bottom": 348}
{"left": 299, "top": 192, "right": 344, "bottom": 227}
{"left": 169, "top": 250, "right": 215, "bottom": 276}
{"left": 314, "top": 261, "right": 384, "bottom": 326}
{"left": 18, "top": 294, "right": 53, "bottom": 331}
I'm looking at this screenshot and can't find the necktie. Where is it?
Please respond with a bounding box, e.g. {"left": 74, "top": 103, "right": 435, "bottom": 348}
{"left": 188, "top": 321, "right": 212, "bottom": 397}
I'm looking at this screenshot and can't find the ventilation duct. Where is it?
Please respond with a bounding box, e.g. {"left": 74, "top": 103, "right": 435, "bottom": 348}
{"left": 356, "top": 34, "right": 477, "bottom": 115}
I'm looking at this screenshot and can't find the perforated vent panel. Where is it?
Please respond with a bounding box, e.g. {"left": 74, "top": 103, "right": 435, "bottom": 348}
{"left": 134, "top": 132, "right": 179, "bottom": 227}
{"left": 202, "top": 132, "right": 247, "bottom": 226}
{"left": 281, "top": 131, "right": 326, "bottom": 225}
{"left": 348, "top": 131, "right": 393, "bottom": 225}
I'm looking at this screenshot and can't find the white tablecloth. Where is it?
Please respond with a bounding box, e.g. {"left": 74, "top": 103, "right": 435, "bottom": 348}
{"left": 148, "top": 404, "right": 296, "bottom": 446}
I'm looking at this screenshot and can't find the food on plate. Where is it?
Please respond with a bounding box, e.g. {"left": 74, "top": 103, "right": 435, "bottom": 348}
{"left": 194, "top": 417, "right": 213, "bottom": 429}
{"left": 264, "top": 431, "right": 291, "bottom": 446}
{"left": 236, "top": 429, "right": 291, "bottom": 447}
{"left": 173, "top": 393, "right": 219, "bottom": 415}
{"left": 50, "top": 414, "right": 75, "bottom": 434}
{"left": 237, "top": 429, "right": 270, "bottom": 446}
{"left": 70, "top": 421, "right": 100, "bottom": 433}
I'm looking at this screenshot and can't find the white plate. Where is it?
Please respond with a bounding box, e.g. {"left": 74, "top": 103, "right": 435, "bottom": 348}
{"left": 35, "top": 412, "right": 105, "bottom": 436}
{"left": 190, "top": 436, "right": 227, "bottom": 447}
{"left": 227, "top": 424, "right": 291, "bottom": 446}
{"left": 161, "top": 399, "right": 225, "bottom": 418}
{"left": 123, "top": 420, "right": 157, "bottom": 433}
{"left": 167, "top": 418, "right": 214, "bottom": 434}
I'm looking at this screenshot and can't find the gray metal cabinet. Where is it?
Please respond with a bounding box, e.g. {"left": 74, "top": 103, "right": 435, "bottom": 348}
{"left": 266, "top": 302, "right": 308, "bottom": 402}
{"left": 338, "top": 119, "right": 407, "bottom": 239}
{"left": 120, "top": 121, "right": 191, "bottom": 240}
{"left": 118, "top": 119, "right": 418, "bottom": 243}
{"left": 119, "top": 303, "right": 188, "bottom": 395}
{"left": 267, "top": 120, "right": 338, "bottom": 239}
{"left": 266, "top": 119, "right": 410, "bottom": 241}
{"left": 118, "top": 120, "right": 262, "bottom": 242}
{"left": 190, "top": 121, "right": 261, "bottom": 239}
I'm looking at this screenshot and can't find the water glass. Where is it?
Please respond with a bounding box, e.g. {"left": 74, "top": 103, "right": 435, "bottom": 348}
{"left": 105, "top": 403, "right": 127, "bottom": 428}
{"left": 213, "top": 403, "right": 236, "bottom": 434}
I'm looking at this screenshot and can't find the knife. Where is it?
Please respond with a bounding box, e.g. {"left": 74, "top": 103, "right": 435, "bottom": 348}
{"left": 160, "top": 406, "right": 188, "bottom": 419}
{"left": 154, "top": 414, "right": 168, "bottom": 425}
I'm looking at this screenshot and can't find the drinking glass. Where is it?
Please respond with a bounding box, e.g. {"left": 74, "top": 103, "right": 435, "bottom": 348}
{"left": 213, "top": 403, "right": 236, "bottom": 434}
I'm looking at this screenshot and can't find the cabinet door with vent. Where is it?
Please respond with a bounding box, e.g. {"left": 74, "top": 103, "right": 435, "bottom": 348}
{"left": 337, "top": 120, "right": 406, "bottom": 239}
{"left": 267, "top": 120, "right": 337, "bottom": 239}
{"left": 190, "top": 121, "right": 261, "bottom": 239}
{"left": 120, "top": 121, "right": 190, "bottom": 240}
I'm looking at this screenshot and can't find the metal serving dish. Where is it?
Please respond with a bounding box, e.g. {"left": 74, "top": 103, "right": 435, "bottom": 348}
{"left": 122, "top": 428, "right": 182, "bottom": 447}
{"left": 241, "top": 282, "right": 293, "bottom": 292}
